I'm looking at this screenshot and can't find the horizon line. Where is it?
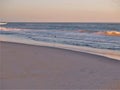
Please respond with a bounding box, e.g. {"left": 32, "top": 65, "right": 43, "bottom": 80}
{"left": 3, "top": 21, "right": 120, "bottom": 23}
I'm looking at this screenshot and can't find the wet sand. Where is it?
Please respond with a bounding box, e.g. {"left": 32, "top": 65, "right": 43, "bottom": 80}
{"left": 0, "top": 41, "right": 120, "bottom": 89}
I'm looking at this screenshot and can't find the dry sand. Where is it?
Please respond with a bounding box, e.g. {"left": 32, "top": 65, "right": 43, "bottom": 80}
{"left": 0, "top": 41, "right": 120, "bottom": 89}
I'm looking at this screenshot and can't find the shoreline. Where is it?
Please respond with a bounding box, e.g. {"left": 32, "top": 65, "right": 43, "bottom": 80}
{"left": 0, "top": 35, "right": 120, "bottom": 61}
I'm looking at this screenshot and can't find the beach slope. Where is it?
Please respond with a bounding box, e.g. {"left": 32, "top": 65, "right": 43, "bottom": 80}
{"left": 0, "top": 41, "right": 120, "bottom": 89}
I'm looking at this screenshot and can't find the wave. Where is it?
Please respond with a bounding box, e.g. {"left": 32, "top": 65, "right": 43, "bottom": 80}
{"left": 0, "top": 22, "right": 7, "bottom": 25}
{"left": 96, "top": 31, "right": 120, "bottom": 36}
{"left": 0, "top": 27, "right": 22, "bottom": 31}
{"left": 78, "top": 30, "right": 93, "bottom": 33}
{"left": 78, "top": 30, "right": 120, "bottom": 37}
{"left": 1, "top": 26, "right": 120, "bottom": 37}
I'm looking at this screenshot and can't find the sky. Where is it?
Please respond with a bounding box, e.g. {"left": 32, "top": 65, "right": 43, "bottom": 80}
{"left": 0, "top": 0, "right": 120, "bottom": 22}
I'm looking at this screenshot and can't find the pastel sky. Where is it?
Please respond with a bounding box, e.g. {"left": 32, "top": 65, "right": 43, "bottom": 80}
{"left": 0, "top": 0, "right": 120, "bottom": 22}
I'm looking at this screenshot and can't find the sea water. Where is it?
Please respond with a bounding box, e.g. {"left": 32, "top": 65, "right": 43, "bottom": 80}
{"left": 0, "top": 22, "right": 120, "bottom": 60}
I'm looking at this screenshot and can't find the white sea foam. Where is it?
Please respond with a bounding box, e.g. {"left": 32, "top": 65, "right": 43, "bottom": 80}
{"left": 97, "top": 31, "right": 120, "bottom": 36}
{"left": 78, "top": 29, "right": 120, "bottom": 37}
{"left": 0, "top": 22, "right": 7, "bottom": 25}
{"left": 0, "top": 27, "right": 21, "bottom": 31}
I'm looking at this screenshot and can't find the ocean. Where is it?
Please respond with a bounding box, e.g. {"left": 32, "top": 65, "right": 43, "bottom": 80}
{"left": 0, "top": 22, "right": 120, "bottom": 51}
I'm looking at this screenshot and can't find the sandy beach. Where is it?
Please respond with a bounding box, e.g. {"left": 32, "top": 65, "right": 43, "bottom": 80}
{"left": 0, "top": 41, "right": 120, "bottom": 89}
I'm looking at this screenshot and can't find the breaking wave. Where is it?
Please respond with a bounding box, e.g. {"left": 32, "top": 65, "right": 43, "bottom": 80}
{"left": 0, "top": 27, "right": 22, "bottom": 31}
{"left": 78, "top": 30, "right": 120, "bottom": 37}
{"left": 96, "top": 31, "right": 120, "bottom": 36}
{"left": 0, "top": 22, "right": 7, "bottom": 25}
